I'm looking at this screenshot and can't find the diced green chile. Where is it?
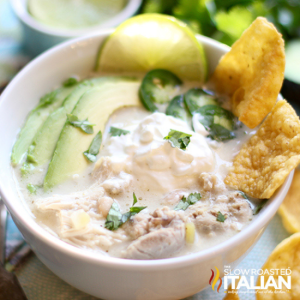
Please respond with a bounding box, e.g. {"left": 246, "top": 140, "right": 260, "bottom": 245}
{"left": 27, "top": 184, "right": 38, "bottom": 194}
{"left": 166, "top": 95, "right": 188, "bottom": 121}
{"left": 139, "top": 69, "right": 182, "bottom": 111}
{"left": 196, "top": 105, "right": 236, "bottom": 141}
{"left": 184, "top": 88, "right": 218, "bottom": 115}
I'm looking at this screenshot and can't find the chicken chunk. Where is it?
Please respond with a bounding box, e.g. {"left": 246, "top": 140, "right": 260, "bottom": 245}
{"left": 190, "top": 191, "right": 252, "bottom": 234}
{"left": 162, "top": 189, "right": 188, "bottom": 205}
{"left": 198, "top": 173, "right": 226, "bottom": 193}
{"left": 124, "top": 206, "right": 185, "bottom": 239}
{"left": 123, "top": 220, "right": 185, "bottom": 259}
{"left": 98, "top": 196, "right": 114, "bottom": 218}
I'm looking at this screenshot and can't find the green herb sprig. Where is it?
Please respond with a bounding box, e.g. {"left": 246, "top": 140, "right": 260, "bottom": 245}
{"left": 67, "top": 114, "right": 95, "bottom": 134}
{"left": 83, "top": 131, "right": 102, "bottom": 162}
{"left": 174, "top": 192, "right": 201, "bottom": 211}
{"left": 105, "top": 193, "right": 147, "bottom": 230}
{"left": 63, "top": 77, "right": 78, "bottom": 87}
{"left": 109, "top": 126, "right": 130, "bottom": 137}
{"left": 164, "top": 129, "right": 192, "bottom": 150}
{"left": 216, "top": 211, "right": 226, "bottom": 222}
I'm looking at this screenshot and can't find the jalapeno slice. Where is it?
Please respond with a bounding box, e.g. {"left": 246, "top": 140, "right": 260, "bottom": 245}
{"left": 139, "top": 69, "right": 182, "bottom": 112}
{"left": 184, "top": 88, "right": 218, "bottom": 115}
{"left": 196, "top": 105, "right": 236, "bottom": 141}
{"left": 166, "top": 95, "right": 188, "bottom": 121}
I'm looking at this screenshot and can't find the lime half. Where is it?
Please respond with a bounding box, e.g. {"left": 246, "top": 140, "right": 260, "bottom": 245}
{"left": 97, "top": 14, "right": 208, "bottom": 83}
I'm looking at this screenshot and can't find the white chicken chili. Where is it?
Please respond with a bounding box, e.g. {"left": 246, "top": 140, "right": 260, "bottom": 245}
{"left": 13, "top": 97, "right": 257, "bottom": 259}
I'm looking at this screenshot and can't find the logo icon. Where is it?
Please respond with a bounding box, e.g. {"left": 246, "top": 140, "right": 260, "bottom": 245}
{"left": 209, "top": 266, "right": 222, "bottom": 292}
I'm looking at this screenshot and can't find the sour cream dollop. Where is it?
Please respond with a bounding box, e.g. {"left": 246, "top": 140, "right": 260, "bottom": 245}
{"left": 101, "top": 112, "right": 215, "bottom": 193}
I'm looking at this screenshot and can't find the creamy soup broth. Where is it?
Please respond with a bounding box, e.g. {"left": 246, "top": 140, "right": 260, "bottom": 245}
{"left": 12, "top": 80, "right": 259, "bottom": 260}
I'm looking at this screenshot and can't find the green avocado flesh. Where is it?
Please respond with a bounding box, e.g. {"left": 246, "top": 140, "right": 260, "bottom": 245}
{"left": 44, "top": 79, "right": 141, "bottom": 190}
{"left": 25, "top": 77, "right": 127, "bottom": 168}
{"left": 11, "top": 85, "right": 77, "bottom": 165}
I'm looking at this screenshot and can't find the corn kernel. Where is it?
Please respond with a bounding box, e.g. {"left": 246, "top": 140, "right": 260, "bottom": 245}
{"left": 185, "top": 222, "right": 195, "bottom": 244}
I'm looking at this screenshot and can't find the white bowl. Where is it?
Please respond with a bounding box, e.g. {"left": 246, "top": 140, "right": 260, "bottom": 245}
{"left": 11, "top": 0, "right": 142, "bottom": 57}
{"left": 0, "top": 32, "right": 293, "bottom": 300}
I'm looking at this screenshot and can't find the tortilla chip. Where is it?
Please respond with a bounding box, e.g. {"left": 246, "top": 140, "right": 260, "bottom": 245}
{"left": 278, "top": 169, "right": 300, "bottom": 233}
{"left": 256, "top": 233, "right": 300, "bottom": 299}
{"left": 225, "top": 100, "right": 300, "bottom": 199}
{"left": 210, "top": 17, "right": 285, "bottom": 129}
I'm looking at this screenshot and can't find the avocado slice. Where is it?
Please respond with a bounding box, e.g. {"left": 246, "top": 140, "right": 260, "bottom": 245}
{"left": 11, "top": 84, "right": 78, "bottom": 165}
{"left": 25, "top": 77, "right": 127, "bottom": 169}
{"left": 44, "top": 79, "right": 141, "bottom": 190}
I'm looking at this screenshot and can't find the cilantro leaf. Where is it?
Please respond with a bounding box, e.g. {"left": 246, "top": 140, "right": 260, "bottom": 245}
{"left": 105, "top": 193, "right": 147, "bottom": 230}
{"left": 83, "top": 131, "right": 102, "bottom": 162}
{"left": 216, "top": 211, "right": 226, "bottom": 222}
{"left": 67, "top": 114, "right": 95, "bottom": 134}
{"left": 109, "top": 126, "right": 130, "bottom": 137}
{"left": 174, "top": 192, "right": 201, "bottom": 211}
{"left": 133, "top": 192, "right": 138, "bottom": 206}
{"left": 253, "top": 199, "right": 268, "bottom": 215}
{"left": 130, "top": 206, "right": 147, "bottom": 216}
{"left": 164, "top": 129, "right": 192, "bottom": 150}
{"left": 63, "top": 77, "right": 78, "bottom": 87}
{"left": 105, "top": 203, "right": 123, "bottom": 230}
{"left": 37, "top": 90, "right": 58, "bottom": 108}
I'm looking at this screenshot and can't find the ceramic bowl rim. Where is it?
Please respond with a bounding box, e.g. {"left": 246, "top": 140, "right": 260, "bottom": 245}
{"left": 11, "top": 0, "right": 142, "bottom": 38}
{"left": 0, "top": 31, "right": 293, "bottom": 271}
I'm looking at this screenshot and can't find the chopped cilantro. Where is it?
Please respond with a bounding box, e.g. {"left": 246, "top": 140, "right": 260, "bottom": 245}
{"left": 216, "top": 211, "right": 226, "bottom": 222}
{"left": 105, "top": 193, "right": 147, "bottom": 230}
{"left": 63, "top": 77, "right": 78, "bottom": 87}
{"left": 174, "top": 192, "right": 201, "bottom": 211}
{"left": 253, "top": 200, "right": 268, "bottom": 215}
{"left": 36, "top": 90, "right": 58, "bottom": 109}
{"left": 83, "top": 131, "right": 102, "bottom": 162}
{"left": 67, "top": 114, "right": 95, "bottom": 134}
{"left": 104, "top": 203, "right": 123, "bottom": 230}
{"left": 164, "top": 129, "right": 192, "bottom": 150}
{"left": 109, "top": 126, "right": 130, "bottom": 137}
{"left": 133, "top": 192, "right": 138, "bottom": 205}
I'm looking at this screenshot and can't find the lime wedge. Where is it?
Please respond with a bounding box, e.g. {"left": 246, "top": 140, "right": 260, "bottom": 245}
{"left": 28, "top": 0, "right": 126, "bottom": 30}
{"left": 97, "top": 14, "right": 208, "bottom": 83}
